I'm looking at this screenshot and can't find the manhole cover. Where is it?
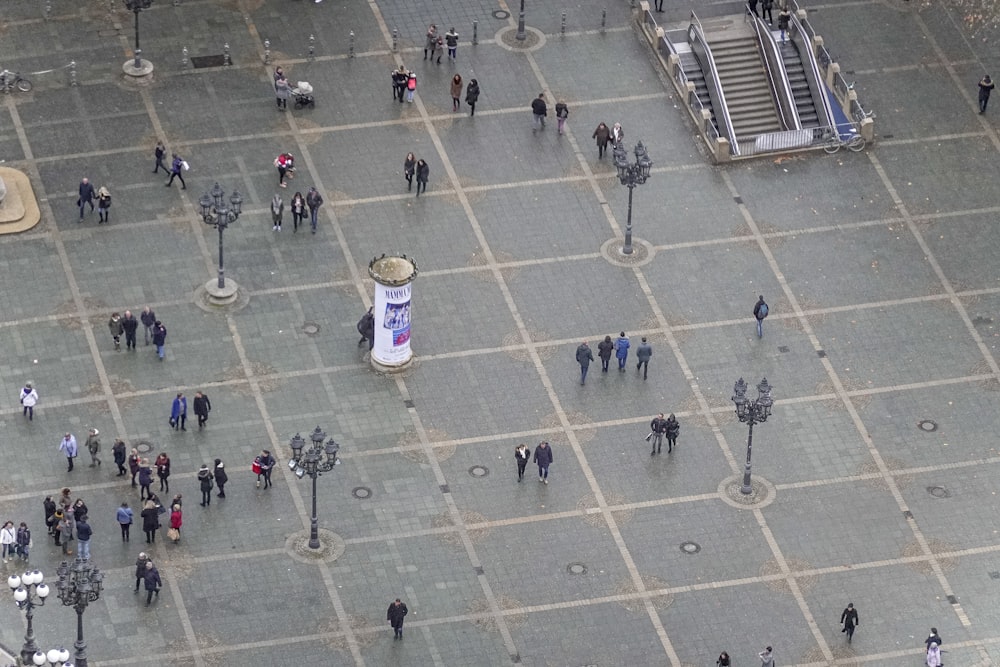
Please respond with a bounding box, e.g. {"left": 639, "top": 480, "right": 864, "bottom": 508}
{"left": 918, "top": 419, "right": 937, "bottom": 432}
{"left": 679, "top": 541, "right": 701, "bottom": 554}
{"left": 190, "top": 54, "right": 226, "bottom": 69}
{"left": 302, "top": 322, "right": 321, "bottom": 337}
{"left": 352, "top": 486, "right": 372, "bottom": 499}
{"left": 989, "top": 571, "right": 1000, "bottom": 579}
{"left": 492, "top": 9, "right": 510, "bottom": 19}
{"left": 927, "top": 486, "right": 951, "bottom": 498}
{"left": 469, "top": 465, "right": 489, "bottom": 478}
{"left": 566, "top": 562, "right": 587, "bottom": 575}
{"left": 133, "top": 439, "right": 155, "bottom": 454}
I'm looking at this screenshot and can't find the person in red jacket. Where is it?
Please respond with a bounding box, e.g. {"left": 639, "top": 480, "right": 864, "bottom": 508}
{"left": 169, "top": 504, "right": 182, "bottom": 542}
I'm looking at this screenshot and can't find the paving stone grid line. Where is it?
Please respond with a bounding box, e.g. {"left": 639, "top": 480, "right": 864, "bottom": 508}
{"left": 2, "top": 0, "right": 1000, "bottom": 665}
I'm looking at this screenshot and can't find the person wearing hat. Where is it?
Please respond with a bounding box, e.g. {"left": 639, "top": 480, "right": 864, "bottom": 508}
{"left": 85, "top": 428, "right": 101, "bottom": 467}
{"left": 275, "top": 152, "right": 294, "bottom": 188}
{"left": 979, "top": 74, "right": 995, "bottom": 113}
{"left": 19, "top": 382, "right": 38, "bottom": 421}
{"left": 134, "top": 552, "right": 151, "bottom": 592}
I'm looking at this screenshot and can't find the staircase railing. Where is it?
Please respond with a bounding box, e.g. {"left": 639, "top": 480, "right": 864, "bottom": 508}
{"left": 688, "top": 11, "right": 740, "bottom": 155}
{"left": 787, "top": 7, "right": 835, "bottom": 130}
{"left": 745, "top": 6, "right": 799, "bottom": 130}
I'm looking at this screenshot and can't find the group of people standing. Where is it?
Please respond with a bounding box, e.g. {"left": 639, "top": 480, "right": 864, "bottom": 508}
{"left": 76, "top": 177, "right": 112, "bottom": 223}
{"left": 269, "top": 158, "right": 324, "bottom": 233}
{"left": 390, "top": 63, "right": 480, "bottom": 115}
{"left": 105, "top": 306, "right": 166, "bottom": 358}
{"left": 402, "top": 152, "right": 430, "bottom": 195}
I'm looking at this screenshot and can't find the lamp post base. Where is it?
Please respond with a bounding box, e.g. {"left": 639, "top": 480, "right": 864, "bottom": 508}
{"left": 203, "top": 278, "right": 240, "bottom": 306}
{"left": 122, "top": 58, "right": 154, "bottom": 77}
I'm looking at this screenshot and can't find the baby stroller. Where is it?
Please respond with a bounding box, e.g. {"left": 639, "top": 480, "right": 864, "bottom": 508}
{"left": 291, "top": 81, "right": 315, "bottom": 109}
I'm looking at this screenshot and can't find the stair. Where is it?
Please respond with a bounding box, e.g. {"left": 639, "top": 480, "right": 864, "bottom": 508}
{"left": 778, "top": 40, "right": 820, "bottom": 128}
{"left": 706, "top": 35, "right": 782, "bottom": 139}
{"left": 678, "top": 52, "right": 718, "bottom": 135}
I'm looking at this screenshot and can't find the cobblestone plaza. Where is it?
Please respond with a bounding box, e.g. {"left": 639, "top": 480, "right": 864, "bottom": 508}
{"left": 2, "top": 0, "right": 1000, "bottom": 665}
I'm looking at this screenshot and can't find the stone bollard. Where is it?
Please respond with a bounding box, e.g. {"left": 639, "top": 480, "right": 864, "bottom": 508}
{"left": 309, "top": 34, "right": 315, "bottom": 61}
{"left": 69, "top": 61, "right": 77, "bottom": 87}
{"left": 473, "top": 20, "right": 478, "bottom": 45}
{"left": 44, "top": 0, "right": 52, "bottom": 20}
{"left": 349, "top": 31, "right": 355, "bottom": 58}
{"left": 392, "top": 28, "right": 398, "bottom": 52}
{"left": 224, "top": 42, "right": 231, "bottom": 66}
{"left": 561, "top": 12, "right": 566, "bottom": 36}
{"left": 264, "top": 39, "right": 271, "bottom": 65}
{"left": 182, "top": 46, "right": 189, "bottom": 68}
{"left": 601, "top": 9, "right": 606, "bottom": 34}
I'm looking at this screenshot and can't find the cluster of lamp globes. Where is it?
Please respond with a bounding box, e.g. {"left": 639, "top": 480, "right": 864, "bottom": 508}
{"left": 8, "top": 571, "right": 75, "bottom": 667}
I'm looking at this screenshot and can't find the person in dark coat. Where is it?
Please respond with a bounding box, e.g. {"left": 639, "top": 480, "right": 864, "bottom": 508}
{"left": 593, "top": 123, "right": 611, "bottom": 158}
{"left": 358, "top": 307, "right": 375, "bottom": 349}
{"left": 255, "top": 450, "right": 276, "bottom": 489}
{"left": 43, "top": 496, "right": 57, "bottom": 535}
{"left": 306, "top": 187, "right": 323, "bottom": 234}
{"left": 152, "top": 320, "right": 167, "bottom": 360}
{"left": 96, "top": 186, "right": 111, "bottom": 223}
{"left": 533, "top": 441, "right": 553, "bottom": 484}
{"left": 840, "top": 602, "right": 859, "bottom": 642}
{"left": 108, "top": 312, "right": 124, "bottom": 351}
{"left": 465, "top": 79, "right": 480, "bottom": 116}
{"left": 531, "top": 93, "right": 547, "bottom": 131}
{"left": 77, "top": 177, "right": 95, "bottom": 221}
{"left": 403, "top": 153, "right": 416, "bottom": 192}
{"left": 170, "top": 393, "right": 187, "bottom": 431}
{"left": 979, "top": 75, "right": 995, "bottom": 113}
{"left": 614, "top": 332, "right": 630, "bottom": 372}
{"left": 197, "top": 464, "right": 214, "bottom": 507}
{"left": 597, "top": 335, "right": 614, "bottom": 372}
{"left": 635, "top": 337, "right": 652, "bottom": 380}
{"left": 391, "top": 65, "right": 407, "bottom": 102}
{"left": 649, "top": 413, "right": 667, "bottom": 455}
{"left": 761, "top": 0, "right": 773, "bottom": 24}
{"left": 753, "top": 295, "right": 769, "bottom": 338}
{"left": 121, "top": 310, "right": 139, "bottom": 350}
{"left": 128, "top": 447, "right": 141, "bottom": 486}
{"left": 213, "top": 459, "right": 228, "bottom": 498}
{"left": 144, "top": 561, "right": 162, "bottom": 606}
{"left": 387, "top": 598, "right": 408, "bottom": 639}
{"left": 514, "top": 444, "right": 531, "bottom": 482}
{"left": 112, "top": 439, "right": 127, "bottom": 476}
{"left": 138, "top": 459, "right": 154, "bottom": 501}
{"left": 193, "top": 391, "right": 212, "bottom": 428}
{"left": 415, "top": 160, "right": 429, "bottom": 196}
{"left": 140, "top": 306, "right": 156, "bottom": 345}
{"left": 664, "top": 414, "right": 680, "bottom": 452}
{"left": 575, "top": 341, "right": 594, "bottom": 385}
{"left": 140, "top": 501, "right": 159, "bottom": 544}
{"left": 134, "top": 552, "right": 151, "bottom": 591}
{"left": 166, "top": 154, "right": 186, "bottom": 189}
{"left": 153, "top": 140, "right": 167, "bottom": 173}
{"left": 155, "top": 452, "right": 171, "bottom": 492}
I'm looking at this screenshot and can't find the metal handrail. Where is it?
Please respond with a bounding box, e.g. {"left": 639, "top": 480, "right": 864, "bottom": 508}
{"left": 789, "top": 10, "right": 835, "bottom": 130}
{"left": 746, "top": 6, "right": 798, "bottom": 130}
{"left": 689, "top": 11, "right": 740, "bottom": 155}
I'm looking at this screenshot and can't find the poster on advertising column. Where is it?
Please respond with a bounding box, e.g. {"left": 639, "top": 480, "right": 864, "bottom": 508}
{"left": 373, "top": 282, "right": 412, "bottom": 365}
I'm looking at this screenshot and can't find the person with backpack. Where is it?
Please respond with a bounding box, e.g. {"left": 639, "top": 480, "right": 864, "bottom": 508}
{"left": 753, "top": 295, "right": 769, "bottom": 338}
{"left": 357, "top": 306, "right": 375, "bottom": 349}
{"left": 555, "top": 100, "right": 569, "bottom": 135}
{"left": 166, "top": 154, "right": 186, "bottom": 189}
{"left": 777, "top": 7, "right": 791, "bottom": 43}
{"left": 197, "top": 464, "right": 215, "bottom": 507}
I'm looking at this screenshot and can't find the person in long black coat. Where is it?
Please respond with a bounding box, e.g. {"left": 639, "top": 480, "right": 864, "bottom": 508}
{"left": 387, "top": 599, "right": 408, "bottom": 639}
{"left": 597, "top": 335, "right": 614, "bottom": 373}
{"left": 140, "top": 501, "right": 159, "bottom": 544}
{"left": 193, "top": 391, "right": 212, "bottom": 428}
{"left": 213, "top": 459, "right": 229, "bottom": 499}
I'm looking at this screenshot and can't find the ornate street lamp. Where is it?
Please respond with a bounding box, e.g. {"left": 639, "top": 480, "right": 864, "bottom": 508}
{"left": 289, "top": 426, "right": 341, "bottom": 549}
{"left": 31, "top": 647, "right": 74, "bottom": 667}
{"left": 55, "top": 559, "right": 104, "bottom": 667}
{"left": 731, "top": 377, "right": 774, "bottom": 494}
{"left": 516, "top": 0, "right": 527, "bottom": 40}
{"left": 612, "top": 140, "right": 653, "bottom": 255}
{"left": 8, "top": 570, "right": 50, "bottom": 663}
{"left": 199, "top": 183, "right": 243, "bottom": 291}
{"left": 122, "top": 0, "right": 153, "bottom": 70}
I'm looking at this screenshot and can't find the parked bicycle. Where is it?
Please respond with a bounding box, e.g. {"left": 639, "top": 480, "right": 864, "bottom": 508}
{"left": 0, "top": 69, "right": 32, "bottom": 93}
{"left": 824, "top": 132, "right": 865, "bottom": 153}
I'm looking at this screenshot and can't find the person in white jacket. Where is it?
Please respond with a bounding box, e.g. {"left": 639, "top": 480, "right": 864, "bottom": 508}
{"left": 20, "top": 382, "right": 38, "bottom": 421}
{"left": 0, "top": 521, "right": 16, "bottom": 562}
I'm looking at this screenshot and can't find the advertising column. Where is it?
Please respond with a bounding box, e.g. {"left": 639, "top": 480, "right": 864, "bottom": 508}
{"left": 368, "top": 254, "right": 419, "bottom": 369}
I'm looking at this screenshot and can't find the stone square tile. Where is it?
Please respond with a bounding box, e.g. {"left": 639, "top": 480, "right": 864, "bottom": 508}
{"left": 922, "top": 215, "right": 1000, "bottom": 292}
{"left": 808, "top": 2, "right": 936, "bottom": 71}
{"left": 0, "top": 320, "right": 97, "bottom": 401}
{"left": 0, "top": 237, "right": 72, "bottom": 319}
{"left": 942, "top": 551, "right": 1000, "bottom": 630}
{"left": 392, "top": 619, "right": 513, "bottom": 666}
{"left": 411, "top": 272, "right": 518, "bottom": 351}
{"left": 898, "top": 465, "right": 1000, "bottom": 551}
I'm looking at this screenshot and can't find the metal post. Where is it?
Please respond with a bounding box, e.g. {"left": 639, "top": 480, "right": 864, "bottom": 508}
{"left": 392, "top": 27, "right": 398, "bottom": 52}
{"left": 601, "top": 9, "right": 606, "bottom": 34}
{"left": 69, "top": 61, "right": 78, "bottom": 86}
{"left": 263, "top": 39, "right": 270, "bottom": 65}
{"left": 173, "top": 0, "right": 180, "bottom": 5}
{"left": 741, "top": 421, "right": 754, "bottom": 494}
{"left": 20, "top": 604, "right": 38, "bottom": 663}
{"left": 561, "top": 11, "right": 566, "bottom": 36}
{"left": 133, "top": 9, "right": 142, "bottom": 69}
{"left": 309, "top": 34, "right": 315, "bottom": 61}
{"left": 309, "top": 469, "right": 320, "bottom": 549}
{"left": 217, "top": 224, "right": 225, "bottom": 289}
{"left": 223, "top": 42, "right": 231, "bottom": 66}
{"left": 74, "top": 607, "right": 88, "bottom": 667}
{"left": 516, "top": 0, "right": 526, "bottom": 40}
{"left": 349, "top": 30, "right": 355, "bottom": 58}
{"left": 623, "top": 184, "right": 634, "bottom": 255}
{"left": 182, "top": 46, "right": 189, "bottom": 68}
{"left": 472, "top": 20, "right": 478, "bottom": 45}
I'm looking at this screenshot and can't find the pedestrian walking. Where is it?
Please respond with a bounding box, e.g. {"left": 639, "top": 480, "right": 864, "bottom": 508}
{"left": 387, "top": 598, "right": 408, "bottom": 639}
{"left": 255, "top": 450, "right": 276, "bottom": 489}
{"left": 128, "top": 447, "right": 141, "bottom": 486}
{"left": 121, "top": 310, "right": 139, "bottom": 350}
{"left": 152, "top": 320, "right": 167, "bottom": 360}
{"left": 415, "top": 159, "right": 429, "bottom": 196}
{"left": 614, "top": 331, "right": 630, "bottom": 372}
{"left": 97, "top": 186, "right": 112, "bottom": 223}
{"left": 445, "top": 27, "right": 459, "bottom": 60}
{"left": 306, "top": 187, "right": 323, "bottom": 233}
{"left": 759, "top": 646, "right": 774, "bottom": 667}
{"left": 392, "top": 65, "right": 408, "bottom": 101}
{"left": 979, "top": 74, "right": 995, "bottom": 113}
{"left": 654, "top": 0, "right": 664, "bottom": 11}
{"left": 531, "top": 93, "right": 547, "bottom": 131}
{"left": 170, "top": 393, "right": 187, "bottom": 431}
{"left": 555, "top": 100, "right": 569, "bottom": 135}
{"left": 170, "top": 493, "right": 183, "bottom": 510}
{"left": 777, "top": 8, "right": 791, "bottom": 42}
{"left": 275, "top": 74, "right": 290, "bottom": 111}
{"left": 840, "top": 602, "right": 858, "bottom": 643}
{"left": 85, "top": 428, "right": 101, "bottom": 467}
{"left": 357, "top": 306, "right": 375, "bottom": 348}
{"left": 753, "top": 295, "right": 769, "bottom": 338}
{"left": 465, "top": 78, "right": 480, "bottom": 116}
{"left": 134, "top": 552, "right": 151, "bottom": 591}
{"left": 153, "top": 140, "right": 167, "bottom": 173}
{"left": 75, "top": 515, "right": 92, "bottom": 560}
{"left": 290, "top": 191, "right": 305, "bottom": 232}
{"left": 43, "top": 497, "right": 56, "bottom": 536}
{"left": 716, "top": 652, "right": 730, "bottom": 667}
{"left": 665, "top": 413, "right": 680, "bottom": 452}
{"left": 635, "top": 337, "right": 652, "bottom": 380}
{"left": 271, "top": 193, "right": 284, "bottom": 231}
{"left": 193, "top": 391, "right": 212, "bottom": 428}
{"left": 649, "top": 413, "right": 667, "bottom": 455}
{"left": 424, "top": 24, "right": 438, "bottom": 60}
{"left": 117, "top": 502, "right": 133, "bottom": 542}
{"left": 576, "top": 341, "right": 594, "bottom": 385}
{"left": 138, "top": 459, "right": 153, "bottom": 500}
{"left": 108, "top": 312, "right": 124, "bottom": 350}
{"left": 597, "top": 335, "right": 614, "bottom": 372}
{"left": 77, "top": 177, "right": 95, "bottom": 221}
{"left": 761, "top": 0, "right": 773, "bottom": 23}
{"left": 450, "top": 74, "right": 463, "bottom": 112}
{"left": 924, "top": 628, "right": 942, "bottom": 649}
{"left": 140, "top": 501, "right": 159, "bottom": 544}
{"left": 593, "top": 122, "right": 611, "bottom": 158}
{"left": 144, "top": 561, "right": 162, "bottom": 606}
{"left": 0, "top": 522, "right": 15, "bottom": 563}
{"left": 168, "top": 504, "right": 182, "bottom": 542}
{"left": 749, "top": 0, "right": 759, "bottom": 16}
{"left": 406, "top": 71, "right": 417, "bottom": 103}
{"left": 926, "top": 642, "right": 941, "bottom": 667}
{"left": 15, "top": 523, "right": 30, "bottom": 562}
{"left": 403, "top": 152, "right": 416, "bottom": 191}
{"left": 59, "top": 432, "right": 78, "bottom": 472}
{"left": 19, "top": 382, "right": 38, "bottom": 420}
{"left": 611, "top": 122, "right": 624, "bottom": 147}
{"left": 112, "top": 439, "right": 127, "bottom": 476}
{"left": 165, "top": 154, "right": 187, "bottom": 189}
{"left": 275, "top": 152, "right": 294, "bottom": 188}
{"left": 141, "top": 306, "right": 156, "bottom": 345}
{"left": 155, "top": 452, "right": 171, "bottom": 492}
{"left": 533, "top": 441, "right": 553, "bottom": 483}
{"left": 515, "top": 443, "right": 531, "bottom": 482}
{"left": 198, "top": 464, "right": 215, "bottom": 506}
{"left": 214, "top": 459, "right": 228, "bottom": 498}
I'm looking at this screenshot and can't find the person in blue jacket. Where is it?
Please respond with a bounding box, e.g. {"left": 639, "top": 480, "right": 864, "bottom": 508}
{"left": 614, "top": 332, "right": 630, "bottom": 372}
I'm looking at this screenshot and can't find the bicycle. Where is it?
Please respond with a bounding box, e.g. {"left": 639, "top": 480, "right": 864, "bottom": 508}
{"left": 0, "top": 69, "right": 33, "bottom": 93}
{"left": 823, "top": 132, "right": 865, "bottom": 153}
